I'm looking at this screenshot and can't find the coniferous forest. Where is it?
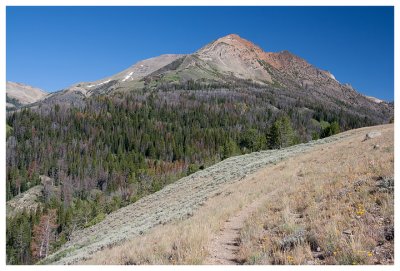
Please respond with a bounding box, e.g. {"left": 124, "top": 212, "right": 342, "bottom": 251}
{"left": 6, "top": 86, "right": 383, "bottom": 264}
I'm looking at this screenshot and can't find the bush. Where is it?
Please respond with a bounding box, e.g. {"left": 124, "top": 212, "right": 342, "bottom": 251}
{"left": 84, "top": 213, "right": 105, "bottom": 228}
{"left": 320, "top": 121, "right": 340, "bottom": 138}
{"left": 187, "top": 164, "right": 200, "bottom": 175}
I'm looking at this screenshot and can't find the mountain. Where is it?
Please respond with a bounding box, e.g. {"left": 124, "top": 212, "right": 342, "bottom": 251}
{"left": 35, "top": 54, "right": 183, "bottom": 108}
{"left": 6, "top": 81, "right": 48, "bottom": 109}
{"left": 32, "top": 34, "right": 391, "bottom": 124}
{"left": 140, "top": 34, "right": 392, "bottom": 123}
{"left": 143, "top": 34, "right": 337, "bottom": 86}
{"left": 6, "top": 34, "right": 394, "bottom": 265}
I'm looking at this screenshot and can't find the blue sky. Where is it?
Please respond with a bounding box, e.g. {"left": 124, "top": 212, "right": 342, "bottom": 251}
{"left": 6, "top": 6, "right": 394, "bottom": 101}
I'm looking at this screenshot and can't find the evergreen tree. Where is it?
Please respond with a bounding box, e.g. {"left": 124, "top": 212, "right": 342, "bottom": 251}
{"left": 268, "top": 115, "right": 295, "bottom": 149}
{"left": 320, "top": 121, "right": 340, "bottom": 138}
{"left": 222, "top": 138, "right": 239, "bottom": 159}
{"left": 240, "top": 129, "right": 260, "bottom": 151}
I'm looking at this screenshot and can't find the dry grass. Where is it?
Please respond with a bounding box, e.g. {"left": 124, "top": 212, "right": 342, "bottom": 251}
{"left": 81, "top": 184, "right": 255, "bottom": 264}
{"left": 237, "top": 125, "right": 394, "bottom": 265}
{"left": 81, "top": 158, "right": 297, "bottom": 264}
{"left": 81, "top": 124, "right": 393, "bottom": 265}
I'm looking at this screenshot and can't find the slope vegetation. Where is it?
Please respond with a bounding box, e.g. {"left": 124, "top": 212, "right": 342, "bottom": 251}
{"left": 46, "top": 124, "right": 393, "bottom": 264}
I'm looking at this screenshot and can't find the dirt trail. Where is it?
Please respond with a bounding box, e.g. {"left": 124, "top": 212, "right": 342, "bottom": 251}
{"left": 45, "top": 127, "right": 364, "bottom": 264}
{"left": 206, "top": 124, "right": 394, "bottom": 265}
{"left": 205, "top": 196, "right": 270, "bottom": 264}
{"left": 71, "top": 124, "right": 392, "bottom": 265}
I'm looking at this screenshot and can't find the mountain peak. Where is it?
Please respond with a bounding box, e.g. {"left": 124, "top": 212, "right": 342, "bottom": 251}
{"left": 218, "top": 33, "right": 246, "bottom": 43}
{"left": 203, "top": 34, "right": 265, "bottom": 54}
{"left": 195, "top": 34, "right": 273, "bottom": 82}
{"left": 224, "top": 33, "right": 241, "bottom": 38}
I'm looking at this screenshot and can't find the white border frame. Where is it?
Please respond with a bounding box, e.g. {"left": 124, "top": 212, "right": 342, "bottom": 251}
{"left": 1, "top": 1, "right": 397, "bottom": 271}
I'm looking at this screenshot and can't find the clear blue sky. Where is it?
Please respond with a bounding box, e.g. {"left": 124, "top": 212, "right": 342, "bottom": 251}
{"left": 7, "top": 6, "right": 394, "bottom": 101}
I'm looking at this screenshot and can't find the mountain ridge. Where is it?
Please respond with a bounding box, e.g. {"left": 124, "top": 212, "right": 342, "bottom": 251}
{"left": 8, "top": 34, "right": 390, "bottom": 110}
{"left": 6, "top": 81, "right": 48, "bottom": 109}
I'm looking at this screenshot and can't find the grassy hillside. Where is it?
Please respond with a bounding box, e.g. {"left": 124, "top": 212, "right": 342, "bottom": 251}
{"left": 60, "top": 124, "right": 392, "bottom": 265}
{"left": 6, "top": 86, "right": 392, "bottom": 264}
{"left": 237, "top": 128, "right": 394, "bottom": 265}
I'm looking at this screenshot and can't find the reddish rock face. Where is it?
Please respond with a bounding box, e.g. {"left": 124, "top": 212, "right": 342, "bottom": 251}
{"left": 195, "top": 34, "right": 274, "bottom": 83}
{"left": 195, "top": 34, "right": 339, "bottom": 87}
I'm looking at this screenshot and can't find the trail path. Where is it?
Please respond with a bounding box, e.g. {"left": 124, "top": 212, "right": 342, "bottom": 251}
{"left": 204, "top": 125, "right": 393, "bottom": 265}
{"left": 205, "top": 197, "right": 268, "bottom": 264}
{"left": 46, "top": 129, "right": 357, "bottom": 264}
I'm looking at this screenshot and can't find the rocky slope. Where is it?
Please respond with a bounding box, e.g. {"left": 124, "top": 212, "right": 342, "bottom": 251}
{"left": 142, "top": 34, "right": 392, "bottom": 123}
{"left": 6, "top": 81, "right": 48, "bottom": 109}
{"left": 33, "top": 54, "right": 183, "bottom": 108}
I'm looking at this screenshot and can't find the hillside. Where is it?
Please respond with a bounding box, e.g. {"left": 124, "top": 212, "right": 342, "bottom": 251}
{"left": 6, "top": 34, "right": 394, "bottom": 265}
{"left": 6, "top": 81, "right": 48, "bottom": 109}
{"left": 45, "top": 124, "right": 393, "bottom": 265}
{"left": 6, "top": 176, "right": 55, "bottom": 218}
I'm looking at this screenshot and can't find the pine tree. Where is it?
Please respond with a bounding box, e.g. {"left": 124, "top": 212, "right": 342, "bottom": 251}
{"left": 222, "top": 138, "right": 239, "bottom": 159}
{"left": 268, "top": 115, "right": 295, "bottom": 149}
{"left": 240, "top": 129, "right": 259, "bottom": 151}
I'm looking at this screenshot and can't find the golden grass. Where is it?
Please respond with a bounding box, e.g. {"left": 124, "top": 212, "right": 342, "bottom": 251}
{"left": 81, "top": 173, "right": 274, "bottom": 264}
{"left": 237, "top": 125, "right": 394, "bottom": 265}
{"left": 81, "top": 124, "right": 394, "bottom": 265}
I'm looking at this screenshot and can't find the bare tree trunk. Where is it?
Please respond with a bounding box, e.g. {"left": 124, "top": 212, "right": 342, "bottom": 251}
{"left": 39, "top": 217, "right": 50, "bottom": 258}
{"left": 45, "top": 220, "right": 50, "bottom": 258}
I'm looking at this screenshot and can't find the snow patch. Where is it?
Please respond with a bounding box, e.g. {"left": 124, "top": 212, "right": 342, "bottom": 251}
{"left": 122, "top": 72, "right": 133, "bottom": 82}
{"left": 97, "top": 79, "right": 111, "bottom": 86}
{"left": 325, "top": 71, "right": 338, "bottom": 82}
{"left": 86, "top": 80, "right": 111, "bottom": 88}
{"left": 366, "top": 96, "right": 383, "bottom": 104}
